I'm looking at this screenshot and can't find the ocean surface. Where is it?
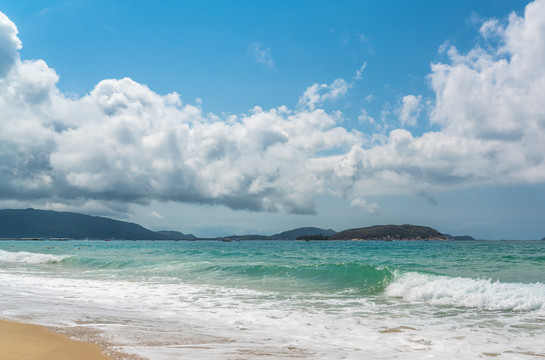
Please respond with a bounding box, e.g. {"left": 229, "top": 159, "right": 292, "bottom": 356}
{"left": 0, "top": 239, "right": 544, "bottom": 359}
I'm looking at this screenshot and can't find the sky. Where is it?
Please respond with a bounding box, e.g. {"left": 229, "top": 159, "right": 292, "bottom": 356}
{"left": 0, "top": 0, "right": 544, "bottom": 239}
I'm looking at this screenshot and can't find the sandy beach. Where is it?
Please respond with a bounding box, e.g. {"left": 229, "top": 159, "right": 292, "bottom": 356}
{"left": 0, "top": 320, "right": 112, "bottom": 360}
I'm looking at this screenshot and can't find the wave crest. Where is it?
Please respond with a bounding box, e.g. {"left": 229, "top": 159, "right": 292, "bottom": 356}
{"left": 385, "top": 272, "right": 545, "bottom": 312}
{"left": 0, "top": 249, "right": 71, "bottom": 264}
{"left": 202, "top": 262, "right": 394, "bottom": 293}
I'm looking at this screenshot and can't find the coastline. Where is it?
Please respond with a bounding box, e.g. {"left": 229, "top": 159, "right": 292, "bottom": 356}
{"left": 0, "top": 320, "right": 113, "bottom": 360}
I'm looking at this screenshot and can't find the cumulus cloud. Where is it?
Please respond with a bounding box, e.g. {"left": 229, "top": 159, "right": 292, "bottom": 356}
{"left": 0, "top": 19, "right": 361, "bottom": 215}
{"left": 1, "top": 0, "right": 545, "bottom": 216}
{"left": 47, "top": 81, "right": 363, "bottom": 214}
{"left": 249, "top": 42, "right": 274, "bottom": 69}
{"left": 332, "top": 0, "right": 545, "bottom": 201}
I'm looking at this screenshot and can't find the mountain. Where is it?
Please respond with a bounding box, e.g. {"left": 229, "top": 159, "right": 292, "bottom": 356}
{"left": 443, "top": 234, "right": 476, "bottom": 241}
{"left": 155, "top": 230, "right": 197, "bottom": 240}
{"left": 272, "top": 227, "right": 337, "bottom": 240}
{"left": 329, "top": 224, "right": 447, "bottom": 241}
{"left": 214, "top": 227, "right": 337, "bottom": 241}
{"left": 0, "top": 208, "right": 169, "bottom": 240}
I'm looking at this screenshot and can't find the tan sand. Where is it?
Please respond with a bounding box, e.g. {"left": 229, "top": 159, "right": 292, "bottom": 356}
{"left": 0, "top": 320, "right": 112, "bottom": 360}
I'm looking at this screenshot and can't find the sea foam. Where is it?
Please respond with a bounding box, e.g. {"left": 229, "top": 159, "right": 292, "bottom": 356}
{"left": 0, "top": 249, "right": 70, "bottom": 264}
{"left": 385, "top": 271, "right": 545, "bottom": 312}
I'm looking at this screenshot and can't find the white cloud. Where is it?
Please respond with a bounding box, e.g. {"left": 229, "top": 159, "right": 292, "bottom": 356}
{"left": 0, "top": 22, "right": 362, "bottom": 215}
{"left": 430, "top": 1, "right": 545, "bottom": 142}
{"left": 479, "top": 19, "right": 504, "bottom": 39}
{"left": 350, "top": 198, "right": 380, "bottom": 215}
{"left": 358, "top": 109, "right": 375, "bottom": 124}
{"left": 249, "top": 42, "right": 274, "bottom": 69}
{"left": 354, "top": 62, "right": 367, "bottom": 80}
{"left": 333, "top": 0, "right": 545, "bottom": 199}
{"left": 1, "top": 1, "right": 545, "bottom": 217}
{"left": 0, "top": 12, "right": 21, "bottom": 77}
{"left": 438, "top": 41, "right": 450, "bottom": 55}
{"left": 398, "top": 95, "right": 422, "bottom": 126}
{"left": 298, "top": 78, "right": 350, "bottom": 110}
{"left": 149, "top": 211, "right": 164, "bottom": 219}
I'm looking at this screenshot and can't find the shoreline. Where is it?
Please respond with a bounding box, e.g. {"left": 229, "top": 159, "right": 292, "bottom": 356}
{"left": 0, "top": 320, "right": 114, "bottom": 360}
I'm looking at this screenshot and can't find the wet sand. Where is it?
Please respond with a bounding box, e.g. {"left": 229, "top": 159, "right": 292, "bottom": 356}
{"left": 0, "top": 320, "right": 112, "bottom": 360}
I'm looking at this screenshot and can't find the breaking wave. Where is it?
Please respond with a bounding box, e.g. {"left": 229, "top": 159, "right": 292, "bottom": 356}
{"left": 385, "top": 271, "right": 545, "bottom": 312}
{"left": 0, "top": 249, "right": 71, "bottom": 264}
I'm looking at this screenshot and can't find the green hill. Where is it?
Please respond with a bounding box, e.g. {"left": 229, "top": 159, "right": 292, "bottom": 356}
{"left": 329, "top": 224, "right": 446, "bottom": 241}
{"left": 0, "top": 208, "right": 168, "bottom": 240}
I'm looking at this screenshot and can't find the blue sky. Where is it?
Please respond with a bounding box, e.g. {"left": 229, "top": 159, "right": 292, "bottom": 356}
{"left": 0, "top": 0, "right": 544, "bottom": 239}
{"left": 6, "top": 1, "right": 525, "bottom": 120}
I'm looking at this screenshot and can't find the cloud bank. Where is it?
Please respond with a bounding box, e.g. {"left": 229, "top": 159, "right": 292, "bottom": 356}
{"left": 1, "top": 0, "right": 545, "bottom": 215}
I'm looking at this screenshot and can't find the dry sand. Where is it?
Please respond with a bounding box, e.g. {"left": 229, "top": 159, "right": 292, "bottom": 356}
{"left": 0, "top": 320, "right": 112, "bottom": 360}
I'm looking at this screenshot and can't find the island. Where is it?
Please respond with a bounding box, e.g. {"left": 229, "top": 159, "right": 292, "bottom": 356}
{"left": 328, "top": 224, "right": 447, "bottom": 241}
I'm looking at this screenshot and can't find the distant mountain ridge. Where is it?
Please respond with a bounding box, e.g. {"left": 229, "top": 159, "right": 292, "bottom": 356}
{"left": 0, "top": 208, "right": 188, "bottom": 240}
{"left": 0, "top": 209, "right": 338, "bottom": 241}
{"left": 1, "top": 209, "right": 471, "bottom": 241}
{"left": 217, "top": 227, "right": 337, "bottom": 241}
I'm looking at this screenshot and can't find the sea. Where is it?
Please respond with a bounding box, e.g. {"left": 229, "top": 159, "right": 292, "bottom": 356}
{"left": 0, "top": 239, "right": 544, "bottom": 360}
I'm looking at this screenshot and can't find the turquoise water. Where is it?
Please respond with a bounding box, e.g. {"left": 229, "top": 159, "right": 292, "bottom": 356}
{"left": 1, "top": 240, "right": 544, "bottom": 359}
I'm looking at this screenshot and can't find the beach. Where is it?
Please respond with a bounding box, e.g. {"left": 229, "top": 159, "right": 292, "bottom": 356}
{"left": 0, "top": 320, "right": 112, "bottom": 360}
